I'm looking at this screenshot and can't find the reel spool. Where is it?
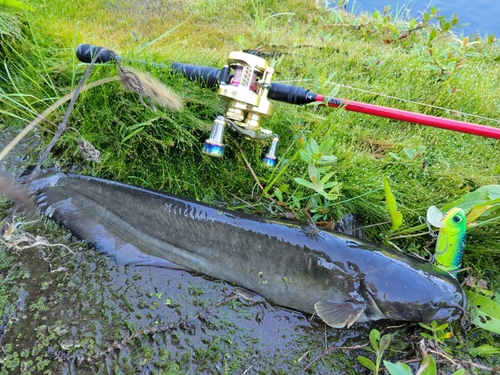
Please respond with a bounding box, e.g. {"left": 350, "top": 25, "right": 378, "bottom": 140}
{"left": 202, "top": 51, "right": 279, "bottom": 166}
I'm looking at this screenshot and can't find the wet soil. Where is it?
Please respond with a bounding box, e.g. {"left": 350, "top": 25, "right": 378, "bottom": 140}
{"left": 1, "top": 232, "right": 419, "bottom": 374}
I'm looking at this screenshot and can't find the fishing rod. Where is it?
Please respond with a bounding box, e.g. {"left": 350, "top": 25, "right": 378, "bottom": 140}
{"left": 76, "top": 44, "right": 500, "bottom": 166}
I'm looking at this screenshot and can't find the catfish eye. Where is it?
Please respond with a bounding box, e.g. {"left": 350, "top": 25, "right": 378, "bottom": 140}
{"left": 431, "top": 300, "right": 440, "bottom": 308}
{"left": 452, "top": 215, "right": 462, "bottom": 223}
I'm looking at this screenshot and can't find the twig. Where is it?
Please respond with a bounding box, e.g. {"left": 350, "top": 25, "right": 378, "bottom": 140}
{"left": 389, "top": 232, "right": 429, "bottom": 240}
{"left": 427, "top": 348, "right": 457, "bottom": 366}
{"left": 463, "top": 360, "right": 499, "bottom": 374}
{"left": 237, "top": 144, "right": 264, "bottom": 192}
{"left": 241, "top": 355, "right": 261, "bottom": 375}
{"left": 227, "top": 191, "right": 256, "bottom": 209}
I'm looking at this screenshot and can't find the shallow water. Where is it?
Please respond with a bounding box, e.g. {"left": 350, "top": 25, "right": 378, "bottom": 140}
{"left": 348, "top": 0, "right": 500, "bottom": 36}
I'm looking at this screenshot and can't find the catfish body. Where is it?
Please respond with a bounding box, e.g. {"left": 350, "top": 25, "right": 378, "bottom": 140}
{"left": 29, "top": 171, "right": 465, "bottom": 327}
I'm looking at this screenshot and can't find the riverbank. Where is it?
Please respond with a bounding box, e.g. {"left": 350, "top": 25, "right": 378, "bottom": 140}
{"left": 1, "top": 0, "right": 500, "bottom": 373}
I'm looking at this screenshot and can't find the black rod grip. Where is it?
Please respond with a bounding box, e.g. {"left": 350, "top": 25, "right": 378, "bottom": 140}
{"left": 268, "top": 82, "right": 317, "bottom": 105}
{"left": 76, "top": 44, "right": 115, "bottom": 64}
{"left": 170, "top": 62, "right": 221, "bottom": 89}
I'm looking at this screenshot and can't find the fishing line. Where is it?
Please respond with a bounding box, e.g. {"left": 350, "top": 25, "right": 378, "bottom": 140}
{"left": 277, "top": 78, "right": 500, "bottom": 125}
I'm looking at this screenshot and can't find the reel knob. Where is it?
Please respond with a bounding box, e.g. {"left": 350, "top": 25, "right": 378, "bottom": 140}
{"left": 262, "top": 136, "right": 279, "bottom": 167}
{"left": 202, "top": 116, "right": 226, "bottom": 157}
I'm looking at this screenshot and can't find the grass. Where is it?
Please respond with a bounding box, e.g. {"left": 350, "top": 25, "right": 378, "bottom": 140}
{"left": 1, "top": 0, "right": 500, "bottom": 373}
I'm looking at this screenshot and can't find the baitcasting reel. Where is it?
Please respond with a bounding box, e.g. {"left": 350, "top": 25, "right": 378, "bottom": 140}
{"left": 76, "top": 43, "right": 500, "bottom": 166}
{"left": 202, "top": 51, "right": 279, "bottom": 167}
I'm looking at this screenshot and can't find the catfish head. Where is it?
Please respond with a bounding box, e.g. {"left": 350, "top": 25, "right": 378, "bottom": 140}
{"left": 361, "top": 263, "right": 466, "bottom": 324}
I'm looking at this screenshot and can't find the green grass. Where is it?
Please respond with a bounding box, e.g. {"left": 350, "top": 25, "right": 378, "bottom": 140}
{"left": 1, "top": 0, "right": 500, "bottom": 373}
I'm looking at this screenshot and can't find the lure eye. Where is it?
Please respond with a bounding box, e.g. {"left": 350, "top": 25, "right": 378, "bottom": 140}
{"left": 452, "top": 215, "right": 462, "bottom": 223}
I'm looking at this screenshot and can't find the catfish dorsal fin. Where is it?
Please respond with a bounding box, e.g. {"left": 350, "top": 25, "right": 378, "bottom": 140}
{"left": 314, "top": 300, "right": 365, "bottom": 328}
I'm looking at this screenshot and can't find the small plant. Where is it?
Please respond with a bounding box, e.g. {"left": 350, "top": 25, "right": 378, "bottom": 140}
{"left": 358, "top": 328, "right": 393, "bottom": 374}
{"left": 388, "top": 146, "right": 426, "bottom": 161}
{"left": 419, "top": 34, "right": 483, "bottom": 82}
{"left": 419, "top": 320, "right": 453, "bottom": 344}
{"left": 310, "top": 67, "right": 340, "bottom": 98}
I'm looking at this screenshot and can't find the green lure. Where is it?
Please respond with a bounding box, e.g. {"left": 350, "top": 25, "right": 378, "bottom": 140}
{"left": 427, "top": 206, "right": 467, "bottom": 275}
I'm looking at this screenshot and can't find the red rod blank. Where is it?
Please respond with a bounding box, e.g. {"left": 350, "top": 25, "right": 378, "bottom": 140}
{"left": 317, "top": 95, "right": 500, "bottom": 140}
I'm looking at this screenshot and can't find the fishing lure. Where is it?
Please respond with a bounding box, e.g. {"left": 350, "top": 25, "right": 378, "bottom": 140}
{"left": 427, "top": 206, "right": 467, "bottom": 275}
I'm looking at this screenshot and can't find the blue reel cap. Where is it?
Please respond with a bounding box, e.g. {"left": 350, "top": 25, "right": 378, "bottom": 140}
{"left": 202, "top": 141, "right": 225, "bottom": 157}
{"left": 262, "top": 136, "right": 279, "bottom": 167}
{"left": 262, "top": 154, "right": 277, "bottom": 167}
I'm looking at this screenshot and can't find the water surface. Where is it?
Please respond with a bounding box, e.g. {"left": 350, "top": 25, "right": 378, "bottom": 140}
{"left": 348, "top": 0, "right": 500, "bottom": 35}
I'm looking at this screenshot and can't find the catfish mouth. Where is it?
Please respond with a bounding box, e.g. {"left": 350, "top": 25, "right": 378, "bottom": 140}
{"left": 428, "top": 306, "right": 464, "bottom": 323}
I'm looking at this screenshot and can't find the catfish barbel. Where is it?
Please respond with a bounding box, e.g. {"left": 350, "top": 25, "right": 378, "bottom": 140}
{"left": 28, "top": 171, "right": 465, "bottom": 328}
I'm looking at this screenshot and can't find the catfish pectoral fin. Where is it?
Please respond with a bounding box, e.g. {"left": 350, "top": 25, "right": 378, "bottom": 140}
{"left": 314, "top": 301, "right": 365, "bottom": 328}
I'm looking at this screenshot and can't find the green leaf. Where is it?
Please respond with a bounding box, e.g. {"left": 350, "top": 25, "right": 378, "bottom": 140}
{"left": 383, "top": 176, "right": 403, "bottom": 230}
{"left": 468, "top": 344, "right": 500, "bottom": 357}
{"left": 420, "top": 332, "right": 433, "bottom": 340}
{"left": 403, "top": 147, "right": 416, "bottom": 159}
{"left": 308, "top": 138, "right": 320, "bottom": 155}
{"left": 0, "top": 0, "right": 33, "bottom": 10}
{"left": 466, "top": 291, "right": 500, "bottom": 334}
{"left": 442, "top": 185, "right": 500, "bottom": 212}
{"left": 319, "top": 138, "right": 334, "bottom": 153}
{"left": 273, "top": 187, "right": 283, "bottom": 202}
{"left": 418, "top": 322, "right": 432, "bottom": 331}
{"left": 466, "top": 198, "right": 500, "bottom": 223}
{"left": 357, "top": 356, "right": 376, "bottom": 372}
{"left": 383, "top": 361, "right": 413, "bottom": 375}
{"left": 451, "top": 370, "right": 466, "bottom": 375}
{"left": 317, "top": 154, "right": 338, "bottom": 164}
{"left": 320, "top": 172, "right": 334, "bottom": 184}
{"left": 419, "top": 355, "right": 436, "bottom": 375}
{"left": 435, "top": 322, "right": 449, "bottom": 331}
{"left": 464, "top": 52, "right": 484, "bottom": 58}
{"left": 308, "top": 163, "right": 318, "bottom": 183}
{"left": 369, "top": 329, "right": 380, "bottom": 350}
{"left": 379, "top": 333, "right": 393, "bottom": 353}
{"left": 428, "top": 29, "right": 438, "bottom": 42}
{"left": 388, "top": 152, "right": 401, "bottom": 160}
{"left": 423, "top": 64, "right": 442, "bottom": 72}
{"left": 294, "top": 177, "right": 315, "bottom": 190}
{"left": 278, "top": 184, "right": 289, "bottom": 193}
